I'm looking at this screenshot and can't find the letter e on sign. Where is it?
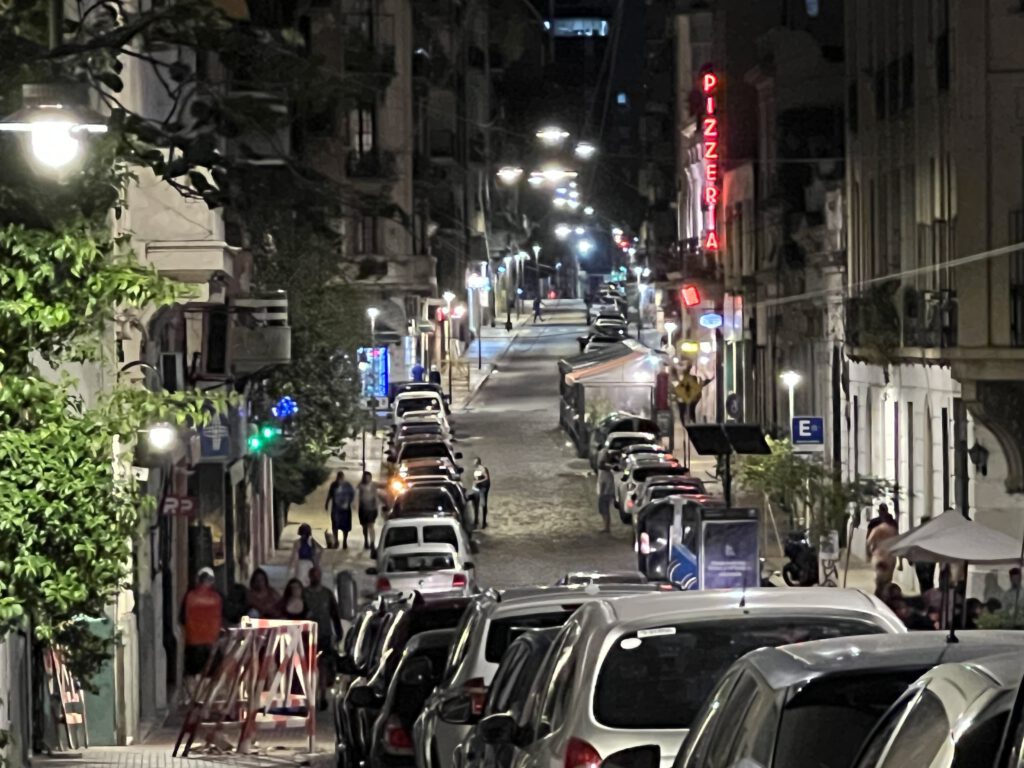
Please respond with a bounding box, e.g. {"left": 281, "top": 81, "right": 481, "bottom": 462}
{"left": 799, "top": 421, "right": 812, "bottom": 438}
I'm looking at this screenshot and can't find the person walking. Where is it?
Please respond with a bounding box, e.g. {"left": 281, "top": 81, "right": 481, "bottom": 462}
{"left": 289, "top": 523, "right": 323, "bottom": 583}
{"left": 596, "top": 461, "right": 615, "bottom": 533}
{"left": 304, "top": 567, "right": 342, "bottom": 709}
{"left": 866, "top": 503, "right": 898, "bottom": 597}
{"left": 180, "top": 567, "right": 223, "bottom": 700}
{"left": 532, "top": 296, "right": 544, "bottom": 323}
{"left": 357, "top": 471, "right": 385, "bottom": 551}
{"left": 472, "top": 457, "right": 492, "bottom": 529}
{"left": 246, "top": 568, "right": 280, "bottom": 618}
{"left": 325, "top": 471, "right": 355, "bottom": 549}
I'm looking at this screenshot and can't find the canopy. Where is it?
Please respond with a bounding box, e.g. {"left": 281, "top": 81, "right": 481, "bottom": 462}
{"left": 557, "top": 340, "right": 637, "bottom": 375}
{"left": 880, "top": 511, "right": 1023, "bottom": 565}
{"left": 564, "top": 344, "right": 666, "bottom": 385}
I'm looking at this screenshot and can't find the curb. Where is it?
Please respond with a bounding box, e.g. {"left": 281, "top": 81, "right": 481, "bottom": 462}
{"left": 460, "top": 322, "right": 527, "bottom": 410}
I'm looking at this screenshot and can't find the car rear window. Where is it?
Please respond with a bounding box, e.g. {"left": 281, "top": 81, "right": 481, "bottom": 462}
{"left": 396, "top": 492, "right": 455, "bottom": 514}
{"left": 383, "top": 527, "right": 418, "bottom": 548}
{"left": 397, "top": 398, "right": 440, "bottom": 416}
{"left": 424, "top": 525, "right": 458, "bottom": 547}
{"left": 484, "top": 609, "right": 579, "bottom": 662}
{"left": 401, "top": 443, "right": 449, "bottom": 460}
{"left": 633, "top": 465, "right": 685, "bottom": 482}
{"left": 385, "top": 553, "right": 455, "bottom": 572}
{"left": 771, "top": 670, "right": 923, "bottom": 768}
{"left": 594, "top": 617, "right": 885, "bottom": 729}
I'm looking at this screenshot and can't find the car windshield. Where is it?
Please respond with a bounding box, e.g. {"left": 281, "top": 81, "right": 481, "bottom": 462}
{"left": 485, "top": 609, "right": 580, "bottom": 662}
{"left": 397, "top": 398, "right": 441, "bottom": 416}
{"left": 396, "top": 490, "right": 455, "bottom": 513}
{"left": 385, "top": 553, "right": 455, "bottom": 572}
{"left": 400, "top": 443, "right": 450, "bottom": 460}
{"left": 771, "top": 670, "right": 923, "bottom": 768}
{"left": 594, "top": 616, "right": 886, "bottom": 729}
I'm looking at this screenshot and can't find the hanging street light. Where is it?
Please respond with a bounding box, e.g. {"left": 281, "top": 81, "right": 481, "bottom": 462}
{"left": 496, "top": 166, "right": 524, "bottom": 185}
{"left": 574, "top": 141, "right": 597, "bottom": 160}
{"left": 554, "top": 223, "right": 572, "bottom": 240}
{"left": 0, "top": 84, "right": 107, "bottom": 171}
{"left": 536, "top": 126, "right": 570, "bottom": 146}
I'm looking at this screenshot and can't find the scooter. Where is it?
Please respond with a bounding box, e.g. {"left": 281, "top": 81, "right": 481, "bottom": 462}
{"left": 782, "top": 530, "right": 819, "bottom": 586}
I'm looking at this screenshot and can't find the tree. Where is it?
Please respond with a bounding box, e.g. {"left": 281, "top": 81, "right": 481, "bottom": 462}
{"left": 737, "top": 438, "right": 890, "bottom": 541}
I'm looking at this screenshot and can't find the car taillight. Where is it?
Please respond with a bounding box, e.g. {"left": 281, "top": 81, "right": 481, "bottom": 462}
{"left": 464, "top": 677, "right": 488, "bottom": 716}
{"left": 376, "top": 577, "right": 392, "bottom": 591}
{"left": 565, "top": 737, "right": 601, "bottom": 768}
{"left": 383, "top": 717, "right": 414, "bottom": 755}
{"left": 452, "top": 573, "right": 467, "bottom": 588}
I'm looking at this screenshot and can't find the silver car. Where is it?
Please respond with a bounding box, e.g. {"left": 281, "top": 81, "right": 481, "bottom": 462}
{"left": 413, "top": 584, "right": 661, "bottom": 768}
{"left": 478, "top": 588, "right": 905, "bottom": 768}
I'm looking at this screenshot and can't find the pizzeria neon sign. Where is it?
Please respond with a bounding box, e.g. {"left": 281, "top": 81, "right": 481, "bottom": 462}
{"left": 701, "top": 70, "right": 720, "bottom": 252}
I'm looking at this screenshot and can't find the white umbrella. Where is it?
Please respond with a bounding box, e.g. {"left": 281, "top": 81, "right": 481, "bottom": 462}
{"left": 880, "top": 510, "right": 1022, "bottom": 565}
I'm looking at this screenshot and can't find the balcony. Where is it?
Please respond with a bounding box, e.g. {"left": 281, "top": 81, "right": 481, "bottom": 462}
{"left": 346, "top": 149, "right": 398, "bottom": 180}
{"left": 223, "top": 89, "right": 291, "bottom": 165}
{"left": 230, "top": 293, "right": 291, "bottom": 375}
{"left": 430, "top": 130, "right": 457, "bottom": 163}
{"left": 845, "top": 282, "right": 900, "bottom": 363}
{"left": 354, "top": 255, "right": 438, "bottom": 292}
{"left": 146, "top": 241, "right": 236, "bottom": 284}
{"left": 342, "top": 13, "right": 396, "bottom": 75}
{"left": 902, "top": 288, "right": 958, "bottom": 348}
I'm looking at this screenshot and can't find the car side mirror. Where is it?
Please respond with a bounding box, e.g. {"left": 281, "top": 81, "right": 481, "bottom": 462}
{"left": 601, "top": 746, "right": 660, "bottom": 768}
{"left": 399, "top": 655, "right": 434, "bottom": 686}
{"left": 347, "top": 684, "right": 381, "bottom": 709}
{"left": 455, "top": 451, "right": 464, "bottom": 460}
{"left": 439, "top": 693, "right": 474, "bottom": 725}
{"left": 478, "top": 713, "right": 518, "bottom": 745}
{"left": 365, "top": 567, "right": 378, "bottom": 576}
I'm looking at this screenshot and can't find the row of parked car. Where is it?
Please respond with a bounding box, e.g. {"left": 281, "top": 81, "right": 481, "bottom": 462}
{"left": 366, "top": 383, "right": 481, "bottom": 600}
{"left": 332, "top": 574, "right": 1024, "bottom": 768}
{"left": 579, "top": 285, "right": 630, "bottom": 354}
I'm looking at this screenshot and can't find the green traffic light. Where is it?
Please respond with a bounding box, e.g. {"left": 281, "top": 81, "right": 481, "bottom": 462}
{"left": 248, "top": 435, "right": 263, "bottom": 452}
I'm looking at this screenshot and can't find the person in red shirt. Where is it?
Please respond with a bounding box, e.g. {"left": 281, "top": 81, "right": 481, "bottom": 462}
{"left": 180, "top": 567, "right": 223, "bottom": 699}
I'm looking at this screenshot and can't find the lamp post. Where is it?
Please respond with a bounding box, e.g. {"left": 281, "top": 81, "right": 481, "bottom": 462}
{"left": 467, "top": 274, "right": 488, "bottom": 370}
{"left": 780, "top": 370, "right": 802, "bottom": 432}
{"left": 532, "top": 243, "right": 542, "bottom": 301}
{"left": 633, "top": 265, "right": 645, "bottom": 340}
{"left": 365, "top": 306, "right": 381, "bottom": 468}
{"left": 664, "top": 321, "right": 678, "bottom": 351}
{"left": 443, "top": 290, "right": 455, "bottom": 399}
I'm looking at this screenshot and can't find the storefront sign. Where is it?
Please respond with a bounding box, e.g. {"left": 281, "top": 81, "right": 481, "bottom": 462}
{"left": 701, "top": 70, "right": 721, "bottom": 252}
{"left": 162, "top": 495, "right": 197, "bottom": 517}
{"left": 699, "top": 509, "right": 760, "bottom": 590}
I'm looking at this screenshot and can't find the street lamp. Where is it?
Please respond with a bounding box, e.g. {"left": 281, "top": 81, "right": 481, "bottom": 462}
{"left": 780, "top": 370, "right": 802, "bottom": 430}
{"left": 0, "top": 84, "right": 108, "bottom": 171}
{"left": 496, "top": 166, "right": 524, "bottom": 185}
{"left": 532, "top": 243, "right": 543, "bottom": 300}
{"left": 554, "top": 223, "right": 572, "bottom": 240}
{"left": 664, "top": 321, "right": 678, "bottom": 350}
{"left": 536, "top": 126, "right": 570, "bottom": 146}
{"left": 147, "top": 423, "right": 177, "bottom": 452}
{"left": 574, "top": 141, "right": 597, "bottom": 160}
{"left": 443, "top": 291, "right": 456, "bottom": 398}
{"left": 577, "top": 239, "right": 594, "bottom": 256}
{"left": 573, "top": 226, "right": 585, "bottom": 236}
{"left": 366, "top": 306, "right": 380, "bottom": 339}
{"left": 467, "top": 273, "right": 488, "bottom": 370}
{"left": 583, "top": 206, "right": 595, "bottom": 216}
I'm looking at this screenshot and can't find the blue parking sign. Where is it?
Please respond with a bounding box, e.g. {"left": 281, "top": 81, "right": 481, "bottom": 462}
{"left": 792, "top": 416, "right": 825, "bottom": 452}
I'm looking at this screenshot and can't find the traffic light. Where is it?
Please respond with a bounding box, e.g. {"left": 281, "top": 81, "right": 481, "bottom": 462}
{"left": 681, "top": 284, "right": 701, "bottom": 307}
{"left": 247, "top": 423, "right": 282, "bottom": 453}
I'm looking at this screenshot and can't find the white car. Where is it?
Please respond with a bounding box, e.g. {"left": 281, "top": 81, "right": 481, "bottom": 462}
{"left": 614, "top": 454, "right": 681, "bottom": 511}
{"left": 367, "top": 543, "right": 476, "bottom": 599}
{"left": 584, "top": 337, "right": 623, "bottom": 354}
{"left": 377, "top": 517, "right": 473, "bottom": 568}
{"left": 414, "top": 584, "right": 661, "bottom": 768}
{"left": 479, "top": 589, "right": 905, "bottom": 768}
{"left": 393, "top": 394, "right": 449, "bottom": 428}
{"left": 595, "top": 431, "right": 659, "bottom": 469}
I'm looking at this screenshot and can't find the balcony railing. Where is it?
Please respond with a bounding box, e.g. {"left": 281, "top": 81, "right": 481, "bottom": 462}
{"left": 343, "top": 13, "right": 396, "bottom": 74}
{"left": 902, "top": 288, "right": 958, "bottom": 348}
{"left": 346, "top": 149, "right": 398, "bottom": 180}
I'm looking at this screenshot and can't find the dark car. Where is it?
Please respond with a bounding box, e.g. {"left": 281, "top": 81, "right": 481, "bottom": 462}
{"left": 588, "top": 414, "right": 661, "bottom": 469}
{"left": 392, "top": 437, "right": 463, "bottom": 466}
{"left": 391, "top": 486, "right": 461, "bottom": 517}
{"left": 453, "top": 628, "right": 561, "bottom": 768}
{"left": 364, "top": 629, "right": 455, "bottom": 768}
{"left": 673, "top": 630, "right": 1024, "bottom": 768}
{"left": 335, "top": 595, "right": 470, "bottom": 768}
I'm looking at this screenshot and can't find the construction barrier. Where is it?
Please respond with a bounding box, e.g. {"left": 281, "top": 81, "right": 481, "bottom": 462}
{"left": 173, "top": 618, "right": 318, "bottom": 756}
{"left": 43, "top": 647, "right": 88, "bottom": 751}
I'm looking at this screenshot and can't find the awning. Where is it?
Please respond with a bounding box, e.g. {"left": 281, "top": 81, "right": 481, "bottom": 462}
{"left": 558, "top": 340, "right": 641, "bottom": 376}
{"left": 881, "top": 511, "right": 1023, "bottom": 565}
{"left": 565, "top": 345, "right": 667, "bottom": 385}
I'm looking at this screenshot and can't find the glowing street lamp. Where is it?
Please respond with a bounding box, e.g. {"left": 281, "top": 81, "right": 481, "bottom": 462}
{"left": 574, "top": 141, "right": 597, "bottom": 159}
{"left": 536, "top": 125, "right": 570, "bottom": 146}
{"left": 0, "top": 84, "right": 108, "bottom": 171}
{"left": 663, "top": 320, "right": 678, "bottom": 350}
{"left": 147, "top": 423, "right": 177, "bottom": 452}
{"left": 573, "top": 226, "right": 585, "bottom": 235}
{"left": 553, "top": 197, "right": 568, "bottom": 209}
{"left": 577, "top": 240, "right": 595, "bottom": 256}
{"left": 554, "top": 223, "right": 572, "bottom": 240}
{"left": 780, "top": 370, "right": 802, "bottom": 428}
{"left": 584, "top": 206, "right": 595, "bottom": 216}
{"left": 366, "top": 306, "right": 380, "bottom": 339}
{"left": 496, "top": 166, "right": 524, "bottom": 185}
{"left": 538, "top": 166, "right": 577, "bottom": 184}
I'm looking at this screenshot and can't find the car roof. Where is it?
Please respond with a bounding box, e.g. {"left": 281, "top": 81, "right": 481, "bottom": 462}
{"left": 641, "top": 474, "right": 702, "bottom": 486}
{"left": 395, "top": 390, "right": 442, "bottom": 400}
{"left": 589, "top": 588, "right": 901, "bottom": 628}
{"left": 403, "top": 627, "right": 456, "bottom": 653}
{"left": 385, "top": 515, "right": 458, "bottom": 527}
{"left": 398, "top": 435, "right": 453, "bottom": 445}
{"left": 383, "top": 542, "right": 459, "bottom": 557}
{"left": 741, "top": 630, "right": 1024, "bottom": 690}
{"left": 560, "top": 570, "right": 648, "bottom": 584}
{"left": 481, "top": 584, "right": 665, "bottom": 614}
{"left": 401, "top": 457, "right": 457, "bottom": 469}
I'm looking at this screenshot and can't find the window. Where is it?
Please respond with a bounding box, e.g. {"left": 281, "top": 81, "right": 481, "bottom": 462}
{"left": 484, "top": 609, "right": 578, "bottom": 663}
{"left": 535, "top": 623, "right": 581, "bottom": 738}
{"left": 593, "top": 617, "right": 885, "bottom": 730}
{"left": 486, "top": 643, "right": 529, "bottom": 716}
{"left": 877, "top": 689, "right": 946, "bottom": 767}
{"left": 423, "top": 525, "right": 458, "bottom": 547}
{"left": 355, "top": 216, "right": 378, "bottom": 255}
{"left": 383, "top": 527, "right": 418, "bottom": 548}
{"left": 676, "top": 670, "right": 740, "bottom": 768}
{"left": 385, "top": 552, "right": 454, "bottom": 572}
{"left": 617, "top": 92, "right": 629, "bottom": 106}
{"left": 441, "top": 607, "right": 482, "bottom": 687}
{"left": 703, "top": 673, "right": 760, "bottom": 766}
{"left": 349, "top": 105, "right": 375, "bottom": 154}
{"left": 941, "top": 406, "right": 950, "bottom": 509}
{"left": 398, "top": 443, "right": 449, "bottom": 461}
{"left": 396, "top": 397, "right": 440, "bottom": 416}
{"left": 953, "top": 709, "right": 1010, "bottom": 767}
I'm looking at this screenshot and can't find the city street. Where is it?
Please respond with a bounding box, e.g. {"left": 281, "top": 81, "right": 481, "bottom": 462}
{"left": 456, "top": 302, "right": 635, "bottom": 587}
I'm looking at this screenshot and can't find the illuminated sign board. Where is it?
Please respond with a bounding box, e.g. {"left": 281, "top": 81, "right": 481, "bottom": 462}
{"left": 701, "top": 70, "right": 720, "bottom": 252}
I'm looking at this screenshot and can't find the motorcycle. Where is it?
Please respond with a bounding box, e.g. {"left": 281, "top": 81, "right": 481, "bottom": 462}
{"left": 782, "top": 530, "right": 819, "bottom": 586}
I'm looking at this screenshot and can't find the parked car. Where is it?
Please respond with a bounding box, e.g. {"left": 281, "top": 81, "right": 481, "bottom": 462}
{"left": 389, "top": 422, "right": 456, "bottom": 448}
{"left": 393, "top": 405, "right": 450, "bottom": 431}
{"left": 389, "top": 486, "right": 462, "bottom": 518}
{"left": 595, "top": 432, "right": 659, "bottom": 470}
{"left": 414, "top": 584, "right": 662, "bottom": 768}
{"left": 627, "top": 476, "right": 709, "bottom": 524}
{"left": 389, "top": 459, "right": 464, "bottom": 499}
{"left": 584, "top": 336, "right": 625, "bottom": 355}
{"left": 477, "top": 588, "right": 904, "bottom": 768}
{"left": 674, "top": 630, "right": 1024, "bottom": 768}
{"left": 850, "top": 650, "right": 1024, "bottom": 768}
{"left": 615, "top": 456, "right": 684, "bottom": 514}
{"left": 390, "top": 381, "right": 450, "bottom": 411}
{"left": 392, "top": 437, "right": 463, "bottom": 467}
{"left": 365, "top": 628, "right": 455, "bottom": 768}
{"left": 452, "top": 628, "right": 561, "bottom": 768}
{"left": 377, "top": 515, "right": 473, "bottom": 567}
{"left": 335, "top": 596, "right": 469, "bottom": 768}
{"left": 368, "top": 544, "right": 476, "bottom": 598}
{"left": 394, "top": 391, "right": 447, "bottom": 417}
{"left": 588, "top": 414, "right": 661, "bottom": 469}
{"left": 554, "top": 570, "right": 648, "bottom": 586}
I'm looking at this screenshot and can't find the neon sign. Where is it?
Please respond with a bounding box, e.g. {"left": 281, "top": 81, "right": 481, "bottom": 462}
{"left": 701, "top": 70, "right": 720, "bottom": 252}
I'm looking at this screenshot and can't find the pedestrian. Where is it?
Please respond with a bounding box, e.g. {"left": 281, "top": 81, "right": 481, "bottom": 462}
{"left": 325, "top": 471, "right": 355, "bottom": 549}
{"left": 357, "top": 471, "right": 385, "bottom": 551}
{"left": 866, "top": 504, "right": 898, "bottom": 597}
{"left": 289, "top": 523, "right": 323, "bottom": 583}
{"left": 246, "top": 568, "right": 280, "bottom": 618}
{"left": 428, "top": 365, "right": 442, "bottom": 386}
{"left": 278, "top": 578, "right": 308, "bottom": 620}
{"left": 1004, "top": 567, "right": 1023, "bottom": 615}
{"left": 596, "top": 461, "right": 615, "bottom": 533}
{"left": 532, "top": 296, "right": 544, "bottom": 323}
{"left": 304, "top": 567, "right": 342, "bottom": 709}
{"left": 411, "top": 360, "right": 425, "bottom": 382}
{"left": 180, "top": 567, "right": 223, "bottom": 700}
{"left": 472, "top": 457, "right": 492, "bottom": 528}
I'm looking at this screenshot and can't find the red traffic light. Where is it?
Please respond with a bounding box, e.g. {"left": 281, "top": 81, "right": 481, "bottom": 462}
{"left": 681, "top": 285, "right": 701, "bottom": 307}
{"left": 435, "top": 307, "right": 448, "bottom": 322}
